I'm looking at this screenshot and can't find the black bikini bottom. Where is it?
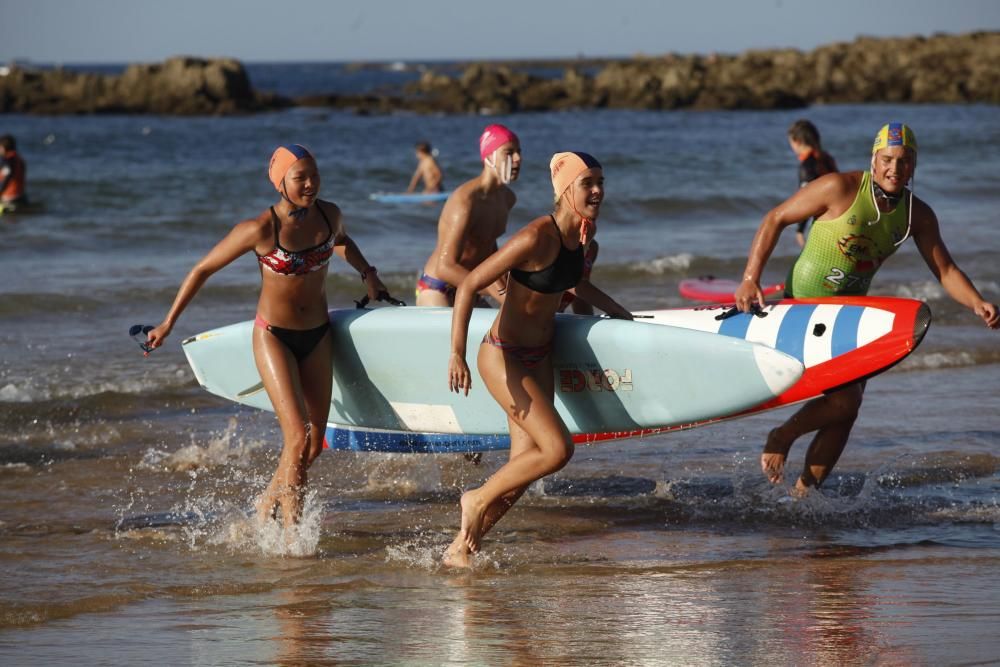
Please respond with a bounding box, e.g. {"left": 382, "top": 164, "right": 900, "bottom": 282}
{"left": 255, "top": 315, "right": 330, "bottom": 362}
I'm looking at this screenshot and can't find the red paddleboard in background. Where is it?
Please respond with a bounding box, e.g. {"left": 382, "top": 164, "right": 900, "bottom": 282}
{"left": 581, "top": 295, "right": 931, "bottom": 444}
{"left": 679, "top": 276, "right": 785, "bottom": 303}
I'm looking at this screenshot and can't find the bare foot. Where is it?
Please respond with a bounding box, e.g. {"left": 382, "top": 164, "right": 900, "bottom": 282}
{"left": 459, "top": 491, "right": 487, "bottom": 553}
{"left": 442, "top": 534, "right": 472, "bottom": 569}
{"left": 255, "top": 492, "right": 278, "bottom": 524}
{"left": 761, "top": 427, "right": 794, "bottom": 484}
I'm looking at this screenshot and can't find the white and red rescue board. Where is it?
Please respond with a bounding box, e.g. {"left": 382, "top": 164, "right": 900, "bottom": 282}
{"left": 582, "top": 295, "right": 931, "bottom": 444}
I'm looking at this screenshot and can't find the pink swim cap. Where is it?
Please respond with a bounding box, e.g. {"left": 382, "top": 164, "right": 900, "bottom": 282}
{"left": 268, "top": 144, "right": 313, "bottom": 190}
{"left": 479, "top": 124, "right": 518, "bottom": 160}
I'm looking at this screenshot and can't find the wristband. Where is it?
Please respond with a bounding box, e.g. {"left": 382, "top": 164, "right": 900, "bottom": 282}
{"left": 361, "top": 266, "right": 377, "bottom": 281}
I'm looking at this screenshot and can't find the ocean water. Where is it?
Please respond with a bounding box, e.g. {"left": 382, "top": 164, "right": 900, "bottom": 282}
{"left": 1, "top": 63, "right": 999, "bottom": 664}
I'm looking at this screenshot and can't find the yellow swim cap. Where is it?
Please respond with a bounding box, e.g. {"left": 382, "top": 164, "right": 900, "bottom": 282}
{"left": 872, "top": 123, "right": 917, "bottom": 154}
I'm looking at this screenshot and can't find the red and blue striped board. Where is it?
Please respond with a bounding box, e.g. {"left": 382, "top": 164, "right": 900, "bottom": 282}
{"left": 320, "top": 296, "right": 930, "bottom": 452}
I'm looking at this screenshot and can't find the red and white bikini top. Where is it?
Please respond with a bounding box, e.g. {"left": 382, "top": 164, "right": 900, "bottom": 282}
{"left": 256, "top": 206, "right": 335, "bottom": 276}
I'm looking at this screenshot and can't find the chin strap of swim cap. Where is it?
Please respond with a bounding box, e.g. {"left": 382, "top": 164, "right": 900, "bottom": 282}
{"left": 565, "top": 192, "right": 595, "bottom": 246}
{"left": 280, "top": 181, "right": 310, "bottom": 220}
{"left": 485, "top": 151, "right": 513, "bottom": 185}
{"left": 580, "top": 218, "right": 595, "bottom": 246}
{"left": 867, "top": 166, "right": 914, "bottom": 247}
{"left": 895, "top": 175, "right": 914, "bottom": 247}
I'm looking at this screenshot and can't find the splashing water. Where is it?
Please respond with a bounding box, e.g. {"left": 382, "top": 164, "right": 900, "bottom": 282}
{"left": 209, "top": 488, "right": 324, "bottom": 558}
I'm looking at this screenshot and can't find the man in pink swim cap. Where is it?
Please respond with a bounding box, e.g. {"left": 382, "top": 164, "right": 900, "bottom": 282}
{"left": 416, "top": 124, "right": 522, "bottom": 306}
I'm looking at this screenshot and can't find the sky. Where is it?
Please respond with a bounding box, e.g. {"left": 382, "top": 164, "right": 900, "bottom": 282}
{"left": 2, "top": 0, "right": 998, "bottom": 64}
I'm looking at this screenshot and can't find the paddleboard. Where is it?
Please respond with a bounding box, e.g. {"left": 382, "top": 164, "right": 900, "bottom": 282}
{"left": 679, "top": 276, "right": 784, "bottom": 303}
{"left": 182, "top": 307, "right": 804, "bottom": 452}
{"left": 368, "top": 191, "right": 450, "bottom": 204}
{"left": 583, "top": 295, "right": 931, "bottom": 443}
{"left": 322, "top": 296, "right": 930, "bottom": 451}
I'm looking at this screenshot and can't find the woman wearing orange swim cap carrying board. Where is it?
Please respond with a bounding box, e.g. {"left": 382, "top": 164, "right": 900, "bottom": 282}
{"left": 145, "top": 144, "right": 390, "bottom": 536}
{"left": 734, "top": 123, "right": 998, "bottom": 496}
{"left": 444, "top": 151, "right": 633, "bottom": 567}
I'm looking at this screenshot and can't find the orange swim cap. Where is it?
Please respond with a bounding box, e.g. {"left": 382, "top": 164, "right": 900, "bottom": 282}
{"left": 550, "top": 151, "right": 602, "bottom": 245}
{"left": 549, "top": 151, "right": 601, "bottom": 198}
{"left": 268, "top": 144, "right": 313, "bottom": 190}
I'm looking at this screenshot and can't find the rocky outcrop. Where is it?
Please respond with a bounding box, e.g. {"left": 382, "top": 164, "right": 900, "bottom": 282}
{"left": 391, "top": 31, "right": 999, "bottom": 113}
{"left": 0, "top": 56, "right": 289, "bottom": 114}
{"left": 1, "top": 32, "right": 996, "bottom": 115}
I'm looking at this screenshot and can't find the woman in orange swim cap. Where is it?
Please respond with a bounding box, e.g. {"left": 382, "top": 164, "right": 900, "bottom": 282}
{"left": 146, "top": 144, "right": 393, "bottom": 536}
{"left": 443, "top": 151, "right": 633, "bottom": 568}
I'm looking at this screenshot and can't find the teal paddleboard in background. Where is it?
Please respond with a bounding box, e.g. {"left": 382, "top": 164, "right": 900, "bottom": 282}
{"left": 368, "top": 191, "right": 450, "bottom": 204}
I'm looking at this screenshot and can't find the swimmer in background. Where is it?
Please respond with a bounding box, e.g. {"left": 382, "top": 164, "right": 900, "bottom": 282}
{"left": 406, "top": 141, "right": 444, "bottom": 194}
{"left": 415, "top": 125, "right": 521, "bottom": 307}
{"left": 787, "top": 120, "right": 838, "bottom": 247}
{"left": 0, "top": 135, "right": 29, "bottom": 210}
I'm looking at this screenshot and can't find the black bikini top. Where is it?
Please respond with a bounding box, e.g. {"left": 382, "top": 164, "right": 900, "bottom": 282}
{"left": 509, "top": 216, "right": 585, "bottom": 294}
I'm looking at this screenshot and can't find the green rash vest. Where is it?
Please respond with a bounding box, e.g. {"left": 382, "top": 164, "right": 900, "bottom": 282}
{"left": 786, "top": 171, "right": 910, "bottom": 297}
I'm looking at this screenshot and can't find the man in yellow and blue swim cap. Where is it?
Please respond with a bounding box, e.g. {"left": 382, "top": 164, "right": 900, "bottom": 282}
{"left": 733, "top": 122, "right": 998, "bottom": 495}
{"left": 871, "top": 121, "right": 917, "bottom": 154}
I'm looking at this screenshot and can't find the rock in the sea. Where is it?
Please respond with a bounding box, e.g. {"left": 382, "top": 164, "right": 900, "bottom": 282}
{"left": 361, "top": 31, "right": 1000, "bottom": 114}
{"left": 0, "top": 56, "right": 289, "bottom": 115}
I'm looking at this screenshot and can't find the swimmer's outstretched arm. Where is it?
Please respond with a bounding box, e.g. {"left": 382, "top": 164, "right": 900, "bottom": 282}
{"left": 910, "top": 200, "right": 999, "bottom": 329}
{"left": 736, "top": 174, "right": 847, "bottom": 311}
{"left": 147, "top": 218, "right": 262, "bottom": 349}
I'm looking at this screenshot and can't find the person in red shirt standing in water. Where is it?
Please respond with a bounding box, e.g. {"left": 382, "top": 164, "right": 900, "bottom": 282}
{"left": 0, "top": 135, "right": 29, "bottom": 212}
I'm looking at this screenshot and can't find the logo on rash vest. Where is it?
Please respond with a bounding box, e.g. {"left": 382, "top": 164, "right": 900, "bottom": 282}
{"left": 837, "top": 234, "right": 881, "bottom": 272}
{"left": 559, "top": 368, "right": 633, "bottom": 393}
